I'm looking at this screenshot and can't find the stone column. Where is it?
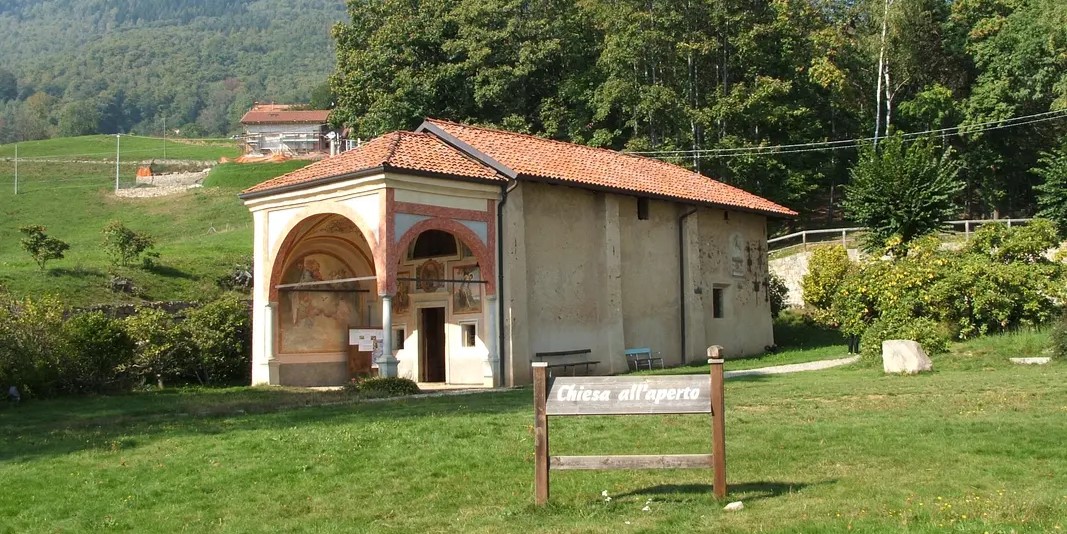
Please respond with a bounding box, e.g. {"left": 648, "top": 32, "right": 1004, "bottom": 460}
{"left": 600, "top": 194, "right": 625, "bottom": 374}
{"left": 252, "top": 302, "right": 276, "bottom": 385}
{"left": 376, "top": 294, "right": 398, "bottom": 377}
{"left": 483, "top": 294, "right": 499, "bottom": 387}
{"left": 682, "top": 211, "right": 706, "bottom": 362}
{"left": 264, "top": 303, "right": 279, "bottom": 384}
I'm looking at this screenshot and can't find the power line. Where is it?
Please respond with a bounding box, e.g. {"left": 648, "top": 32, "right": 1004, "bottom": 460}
{"left": 628, "top": 108, "right": 1067, "bottom": 157}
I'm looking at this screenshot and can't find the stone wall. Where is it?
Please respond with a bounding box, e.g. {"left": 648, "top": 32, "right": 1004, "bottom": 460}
{"left": 70, "top": 300, "right": 251, "bottom": 320}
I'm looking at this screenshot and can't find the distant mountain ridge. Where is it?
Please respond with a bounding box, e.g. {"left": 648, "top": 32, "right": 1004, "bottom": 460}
{"left": 0, "top": 0, "right": 347, "bottom": 140}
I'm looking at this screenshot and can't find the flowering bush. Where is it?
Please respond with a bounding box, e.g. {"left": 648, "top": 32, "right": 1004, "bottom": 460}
{"left": 804, "top": 222, "right": 1065, "bottom": 354}
{"left": 801, "top": 245, "right": 853, "bottom": 321}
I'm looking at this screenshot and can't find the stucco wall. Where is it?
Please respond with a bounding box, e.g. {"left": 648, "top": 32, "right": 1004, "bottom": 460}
{"left": 618, "top": 197, "right": 683, "bottom": 365}
{"left": 519, "top": 182, "right": 610, "bottom": 370}
{"left": 248, "top": 183, "right": 386, "bottom": 386}
{"left": 697, "top": 208, "right": 774, "bottom": 356}
{"left": 503, "top": 182, "right": 774, "bottom": 385}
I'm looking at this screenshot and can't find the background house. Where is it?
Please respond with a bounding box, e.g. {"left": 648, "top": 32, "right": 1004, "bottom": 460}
{"left": 239, "top": 103, "right": 333, "bottom": 156}
{"left": 239, "top": 119, "right": 796, "bottom": 387}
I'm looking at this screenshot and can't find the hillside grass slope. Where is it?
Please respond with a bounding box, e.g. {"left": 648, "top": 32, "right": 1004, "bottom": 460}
{"left": 0, "top": 135, "right": 309, "bottom": 305}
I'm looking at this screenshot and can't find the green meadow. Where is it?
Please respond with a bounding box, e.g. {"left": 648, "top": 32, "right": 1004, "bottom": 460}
{"left": 0, "top": 136, "right": 309, "bottom": 305}
{"left": 0, "top": 135, "right": 240, "bottom": 162}
{"left": 1, "top": 329, "right": 1062, "bottom": 533}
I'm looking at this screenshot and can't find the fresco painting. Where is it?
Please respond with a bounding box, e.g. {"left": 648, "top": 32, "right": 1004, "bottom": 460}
{"left": 279, "top": 253, "right": 358, "bottom": 353}
{"left": 394, "top": 268, "right": 412, "bottom": 315}
{"left": 417, "top": 259, "right": 445, "bottom": 293}
{"left": 453, "top": 265, "right": 482, "bottom": 314}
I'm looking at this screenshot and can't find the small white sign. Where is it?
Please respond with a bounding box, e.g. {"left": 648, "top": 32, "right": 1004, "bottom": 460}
{"left": 349, "top": 328, "right": 384, "bottom": 352}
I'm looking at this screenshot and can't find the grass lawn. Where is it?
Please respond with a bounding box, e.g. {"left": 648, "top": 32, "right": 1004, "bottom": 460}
{"left": 0, "top": 153, "right": 309, "bottom": 305}
{"left": 1, "top": 333, "right": 1063, "bottom": 533}
{"left": 0, "top": 135, "right": 241, "bottom": 162}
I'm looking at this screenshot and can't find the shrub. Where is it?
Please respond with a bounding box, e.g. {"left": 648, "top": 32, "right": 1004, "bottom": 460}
{"left": 0, "top": 294, "right": 66, "bottom": 397}
{"left": 183, "top": 296, "right": 251, "bottom": 385}
{"left": 967, "top": 219, "right": 1060, "bottom": 264}
{"left": 59, "top": 312, "right": 136, "bottom": 394}
{"left": 859, "top": 315, "right": 949, "bottom": 361}
{"left": 123, "top": 307, "right": 190, "bottom": 388}
{"left": 356, "top": 377, "right": 421, "bottom": 398}
{"left": 102, "top": 220, "right": 156, "bottom": 267}
{"left": 1051, "top": 313, "right": 1067, "bottom": 360}
{"left": 802, "top": 245, "right": 852, "bottom": 316}
{"left": 768, "top": 272, "right": 789, "bottom": 319}
{"left": 929, "top": 256, "right": 1062, "bottom": 339}
{"left": 19, "top": 225, "right": 70, "bottom": 270}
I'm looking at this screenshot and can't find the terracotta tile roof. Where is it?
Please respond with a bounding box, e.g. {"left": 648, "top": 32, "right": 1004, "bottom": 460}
{"left": 241, "top": 131, "right": 502, "bottom": 195}
{"left": 240, "top": 109, "right": 332, "bottom": 125}
{"left": 423, "top": 119, "right": 797, "bottom": 217}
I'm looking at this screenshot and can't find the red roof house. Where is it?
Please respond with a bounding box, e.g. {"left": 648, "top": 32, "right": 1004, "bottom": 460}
{"left": 239, "top": 104, "right": 334, "bottom": 155}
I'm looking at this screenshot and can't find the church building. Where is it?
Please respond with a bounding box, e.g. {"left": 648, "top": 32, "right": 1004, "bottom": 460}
{"left": 239, "top": 119, "right": 796, "bottom": 387}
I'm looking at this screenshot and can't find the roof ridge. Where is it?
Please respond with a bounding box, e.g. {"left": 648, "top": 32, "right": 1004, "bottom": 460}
{"left": 382, "top": 131, "right": 404, "bottom": 165}
{"left": 425, "top": 117, "right": 724, "bottom": 183}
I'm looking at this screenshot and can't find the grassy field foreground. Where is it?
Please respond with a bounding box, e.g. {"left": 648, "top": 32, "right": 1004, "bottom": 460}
{"left": 0, "top": 333, "right": 1064, "bottom": 533}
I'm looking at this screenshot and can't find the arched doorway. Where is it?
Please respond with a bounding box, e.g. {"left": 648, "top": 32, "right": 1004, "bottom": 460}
{"left": 391, "top": 225, "right": 493, "bottom": 384}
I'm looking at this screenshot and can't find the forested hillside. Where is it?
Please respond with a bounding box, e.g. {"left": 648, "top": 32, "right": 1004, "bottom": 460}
{"left": 331, "top": 0, "right": 1067, "bottom": 220}
{"left": 0, "top": 0, "right": 345, "bottom": 141}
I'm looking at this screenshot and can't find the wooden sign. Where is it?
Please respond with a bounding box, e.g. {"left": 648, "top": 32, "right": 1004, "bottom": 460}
{"left": 533, "top": 353, "right": 727, "bottom": 505}
{"left": 547, "top": 375, "right": 710, "bottom": 416}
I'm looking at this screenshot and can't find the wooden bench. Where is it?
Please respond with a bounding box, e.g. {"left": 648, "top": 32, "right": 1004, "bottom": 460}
{"left": 534, "top": 349, "right": 600, "bottom": 376}
{"left": 625, "top": 347, "right": 663, "bottom": 371}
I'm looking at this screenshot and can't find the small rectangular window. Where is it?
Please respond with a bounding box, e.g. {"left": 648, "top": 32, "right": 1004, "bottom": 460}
{"left": 637, "top": 197, "right": 650, "bottom": 220}
{"left": 712, "top": 287, "right": 725, "bottom": 319}
{"left": 393, "top": 326, "right": 405, "bottom": 350}
{"left": 461, "top": 322, "right": 477, "bottom": 347}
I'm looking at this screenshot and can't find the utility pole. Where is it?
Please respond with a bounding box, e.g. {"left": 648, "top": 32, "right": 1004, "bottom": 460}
{"left": 163, "top": 115, "right": 167, "bottom": 159}
{"left": 14, "top": 143, "right": 18, "bottom": 195}
{"left": 115, "top": 134, "right": 120, "bottom": 193}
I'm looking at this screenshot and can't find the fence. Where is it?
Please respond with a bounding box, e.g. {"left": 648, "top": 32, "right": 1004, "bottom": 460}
{"left": 768, "top": 219, "right": 1034, "bottom": 256}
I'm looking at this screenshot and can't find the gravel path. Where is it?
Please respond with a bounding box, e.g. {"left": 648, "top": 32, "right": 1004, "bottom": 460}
{"left": 724, "top": 355, "right": 860, "bottom": 379}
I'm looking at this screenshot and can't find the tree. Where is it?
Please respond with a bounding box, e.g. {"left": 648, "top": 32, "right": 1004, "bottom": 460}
{"left": 57, "top": 100, "right": 102, "bottom": 137}
{"left": 0, "top": 68, "right": 16, "bottom": 102}
{"left": 102, "top": 221, "right": 155, "bottom": 267}
{"left": 844, "top": 136, "right": 963, "bottom": 252}
{"left": 19, "top": 225, "right": 70, "bottom": 270}
{"left": 952, "top": 0, "right": 1067, "bottom": 217}
{"left": 1033, "top": 145, "right": 1067, "bottom": 237}
{"left": 308, "top": 82, "right": 335, "bottom": 110}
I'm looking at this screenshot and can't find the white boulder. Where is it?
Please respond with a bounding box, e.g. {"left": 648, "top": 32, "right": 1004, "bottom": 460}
{"left": 724, "top": 501, "right": 744, "bottom": 512}
{"left": 882, "top": 340, "right": 933, "bottom": 374}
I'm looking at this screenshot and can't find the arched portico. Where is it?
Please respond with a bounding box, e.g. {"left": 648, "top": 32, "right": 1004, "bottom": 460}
{"left": 257, "top": 211, "right": 381, "bottom": 387}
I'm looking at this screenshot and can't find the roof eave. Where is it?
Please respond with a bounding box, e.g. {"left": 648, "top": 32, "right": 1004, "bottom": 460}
{"left": 514, "top": 172, "right": 797, "bottom": 219}
{"left": 238, "top": 165, "right": 504, "bottom": 201}
{"left": 382, "top": 164, "right": 506, "bottom": 185}
{"left": 238, "top": 166, "right": 385, "bottom": 200}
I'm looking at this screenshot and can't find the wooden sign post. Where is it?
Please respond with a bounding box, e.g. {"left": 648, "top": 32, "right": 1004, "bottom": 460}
{"left": 533, "top": 356, "right": 727, "bottom": 505}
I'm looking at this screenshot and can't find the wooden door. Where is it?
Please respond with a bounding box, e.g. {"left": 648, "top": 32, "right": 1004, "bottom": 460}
{"left": 420, "top": 307, "right": 446, "bottom": 382}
